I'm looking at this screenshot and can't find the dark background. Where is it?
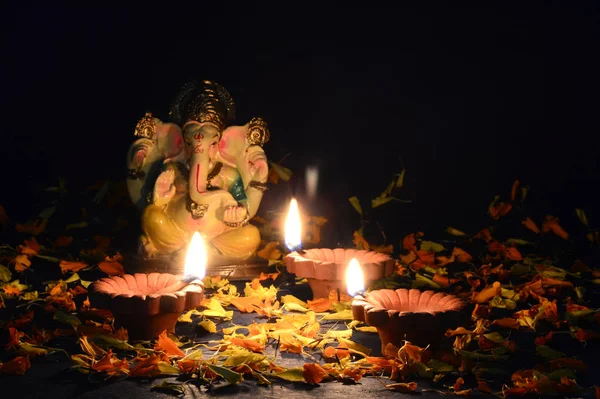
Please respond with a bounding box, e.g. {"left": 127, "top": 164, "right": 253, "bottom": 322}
{"left": 2, "top": 2, "right": 599, "bottom": 248}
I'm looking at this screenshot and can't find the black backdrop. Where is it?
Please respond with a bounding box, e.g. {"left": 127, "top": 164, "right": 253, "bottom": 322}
{"left": 3, "top": 2, "right": 600, "bottom": 248}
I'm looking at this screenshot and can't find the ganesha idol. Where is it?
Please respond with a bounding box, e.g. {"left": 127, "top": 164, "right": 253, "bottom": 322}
{"left": 125, "top": 80, "right": 270, "bottom": 263}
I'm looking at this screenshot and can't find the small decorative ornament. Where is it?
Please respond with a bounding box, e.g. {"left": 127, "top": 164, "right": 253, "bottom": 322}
{"left": 88, "top": 232, "right": 207, "bottom": 341}
{"left": 134, "top": 112, "right": 156, "bottom": 140}
{"left": 246, "top": 117, "right": 270, "bottom": 147}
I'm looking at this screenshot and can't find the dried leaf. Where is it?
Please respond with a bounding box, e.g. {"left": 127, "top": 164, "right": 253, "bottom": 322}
{"left": 447, "top": 227, "right": 467, "bottom": 236}
{"left": 420, "top": 240, "right": 445, "bottom": 252}
{"left": 274, "top": 367, "right": 306, "bottom": 382}
{"left": 281, "top": 295, "right": 308, "bottom": 308}
{"left": 575, "top": 208, "right": 589, "bottom": 227}
{"left": 0, "top": 265, "right": 11, "bottom": 282}
{"left": 257, "top": 241, "right": 282, "bottom": 261}
{"left": 348, "top": 196, "right": 362, "bottom": 216}
{"left": 151, "top": 381, "right": 186, "bottom": 395}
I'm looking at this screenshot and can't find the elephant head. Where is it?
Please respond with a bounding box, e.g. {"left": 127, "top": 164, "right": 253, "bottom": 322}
{"left": 217, "top": 117, "right": 270, "bottom": 186}
{"left": 126, "top": 113, "right": 184, "bottom": 209}
{"left": 168, "top": 80, "right": 236, "bottom": 204}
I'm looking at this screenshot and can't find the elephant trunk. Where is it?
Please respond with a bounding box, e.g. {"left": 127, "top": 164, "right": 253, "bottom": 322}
{"left": 189, "top": 151, "right": 210, "bottom": 203}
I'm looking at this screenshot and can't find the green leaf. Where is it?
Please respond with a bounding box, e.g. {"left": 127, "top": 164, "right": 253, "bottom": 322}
{"left": 332, "top": 301, "right": 351, "bottom": 312}
{"left": 427, "top": 359, "right": 455, "bottom": 373}
{"left": 273, "top": 367, "right": 306, "bottom": 382}
{"left": 510, "top": 263, "right": 531, "bottom": 276}
{"left": 420, "top": 241, "right": 445, "bottom": 252}
{"left": 64, "top": 273, "right": 80, "bottom": 283}
{"left": 371, "top": 196, "right": 395, "bottom": 208}
{"left": 39, "top": 206, "right": 56, "bottom": 219}
{"left": 548, "top": 369, "right": 576, "bottom": 381}
{"left": 283, "top": 302, "right": 310, "bottom": 313}
{"left": 268, "top": 161, "right": 292, "bottom": 182}
{"left": 66, "top": 221, "right": 89, "bottom": 230}
{"left": 539, "top": 267, "right": 567, "bottom": 280}
{"left": 17, "top": 342, "right": 49, "bottom": 356}
{"left": 521, "top": 186, "right": 528, "bottom": 202}
{"left": 0, "top": 265, "right": 11, "bottom": 282}
{"left": 338, "top": 337, "right": 372, "bottom": 357}
{"left": 157, "top": 362, "right": 181, "bottom": 375}
{"left": 91, "top": 335, "right": 134, "bottom": 350}
{"left": 489, "top": 296, "right": 517, "bottom": 310}
{"left": 34, "top": 255, "right": 60, "bottom": 263}
{"left": 536, "top": 345, "right": 566, "bottom": 359}
{"left": 395, "top": 169, "right": 406, "bottom": 189}
{"left": 53, "top": 311, "right": 81, "bottom": 326}
{"left": 413, "top": 362, "right": 433, "bottom": 378}
{"left": 206, "top": 364, "right": 244, "bottom": 385}
{"left": 280, "top": 294, "right": 308, "bottom": 308}
{"left": 254, "top": 372, "right": 272, "bottom": 386}
{"left": 575, "top": 208, "right": 589, "bottom": 227}
{"left": 80, "top": 280, "right": 92, "bottom": 289}
{"left": 348, "top": 197, "right": 362, "bottom": 216}
{"left": 575, "top": 286, "right": 586, "bottom": 301}
{"left": 456, "top": 350, "right": 509, "bottom": 361}
{"left": 411, "top": 274, "right": 441, "bottom": 289}
{"left": 19, "top": 291, "right": 38, "bottom": 301}
{"left": 565, "top": 310, "right": 597, "bottom": 323}
{"left": 506, "top": 238, "right": 533, "bottom": 246}
{"left": 151, "top": 381, "right": 185, "bottom": 395}
{"left": 483, "top": 332, "right": 505, "bottom": 343}
{"left": 222, "top": 350, "right": 266, "bottom": 367}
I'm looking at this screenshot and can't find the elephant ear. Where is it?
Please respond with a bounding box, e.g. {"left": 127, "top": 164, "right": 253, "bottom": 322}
{"left": 168, "top": 80, "right": 236, "bottom": 129}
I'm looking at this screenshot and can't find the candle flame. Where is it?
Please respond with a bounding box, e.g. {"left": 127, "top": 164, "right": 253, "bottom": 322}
{"left": 184, "top": 232, "right": 207, "bottom": 279}
{"left": 345, "top": 258, "right": 365, "bottom": 297}
{"left": 284, "top": 198, "right": 302, "bottom": 251}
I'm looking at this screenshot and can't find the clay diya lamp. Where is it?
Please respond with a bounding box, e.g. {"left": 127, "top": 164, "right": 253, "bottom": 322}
{"left": 89, "top": 232, "right": 207, "bottom": 341}
{"left": 89, "top": 273, "right": 203, "bottom": 341}
{"left": 285, "top": 248, "right": 395, "bottom": 299}
{"left": 352, "top": 288, "right": 469, "bottom": 351}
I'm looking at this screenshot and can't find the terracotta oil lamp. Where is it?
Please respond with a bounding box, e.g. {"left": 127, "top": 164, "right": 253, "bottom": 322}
{"left": 89, "top": 232, "right": 206, "bottom": 341}
{"left": 348, "top": 260, "right": 468, "bottom": 351}
{"left": 282, "top": 199, "right": 394, "bottom": 299}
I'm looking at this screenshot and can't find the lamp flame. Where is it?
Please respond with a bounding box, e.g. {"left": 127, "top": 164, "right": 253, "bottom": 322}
{"left": 284, "top": 198, "right": 302, "bottom": 251}
{"left": 184, "top": 232, "right": 207, "bottom": 280}
{"left": 345, "top": 258, "right": 365, "bottom": 297}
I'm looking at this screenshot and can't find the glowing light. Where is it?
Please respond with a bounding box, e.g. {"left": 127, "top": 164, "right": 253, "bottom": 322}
{"left": 345, "top": 258, "right": 365, "bottom": 297}
{"left": 184, "top": 232, "right": 207, "bottom": 279}
{"left": 284, "top": 198, "right": 302, "bottom": 251}
{"left": 305, "top": 166, "right": 319, "bottom": 200}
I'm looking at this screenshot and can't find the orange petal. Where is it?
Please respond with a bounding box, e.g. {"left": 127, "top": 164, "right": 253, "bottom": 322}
{"left": 230, "top": 337, "right": 265, "bottom": 353}
{"left": 98, "top": 261, "right": 124, "bottom": 276}
{"left": 303, "top": 363, "right": 328, "bottom": 384}
{"left": 59, "top": 260, "right": 88, "bottom": 274}
{"left": 154, "top": 330, "right": 185, "bottom": 357}
{"left": 510, "top": 180, "right": 520, "bottom": 201}
{"left": 0, "top": 356, "right": 31, "bottom": 375}
{"left": 522, "top": 217, "right": 540, "bottom": 234}
{"left": 307, "top": 298, "right": 332, "bottom": 312}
